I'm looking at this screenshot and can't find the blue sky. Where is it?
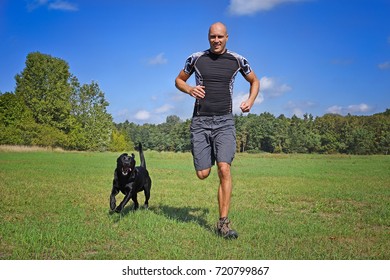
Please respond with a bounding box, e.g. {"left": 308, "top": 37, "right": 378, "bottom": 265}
{"left": 1, "top": 0, "right": 389, "bottom": 124}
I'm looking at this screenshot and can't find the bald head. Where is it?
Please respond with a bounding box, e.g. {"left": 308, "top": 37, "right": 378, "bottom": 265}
{"left": 209, "top": 22, "right": 228, "bottom": 35}
{"left": 208, "top": 22, "right": 229, "bottom": 54}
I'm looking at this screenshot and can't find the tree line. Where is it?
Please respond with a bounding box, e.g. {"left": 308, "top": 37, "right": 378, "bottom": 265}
{"left": 117, "top": 110, "right": 390, "bottom": 155}
{"left": 1, "top": 52, "right": 389, "bottom": 154}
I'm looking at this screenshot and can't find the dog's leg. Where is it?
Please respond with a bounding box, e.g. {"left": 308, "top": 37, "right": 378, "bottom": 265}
{"left": 116, "top": 191, "right": 132, "bottom": 213}
{"left": 132, "top": 192, "right": 139, "bottom": 210}
{"left": 143, "top": 177, "right": 151, "bottom": 209}
{"left": 110, "top": 181, "right": 120, "bottom": 211}
{"left": 115, "top": 182, "right": 137, "bottom": 213}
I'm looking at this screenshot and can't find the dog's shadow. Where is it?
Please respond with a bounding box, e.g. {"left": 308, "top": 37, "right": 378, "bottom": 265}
{"left": 108, "top": 204, "right": 213, "bottom": 232}
{"left": 152, "top": 205, "right": 213, "bottom": 232}
{"left": 108, "top": 204, "right": 144, "bottom": 223}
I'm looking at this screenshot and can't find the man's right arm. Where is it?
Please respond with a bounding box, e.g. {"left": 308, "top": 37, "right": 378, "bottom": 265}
{"left": 175, "top": 70, "right": 205, "bottom": 99}
{"left": 175, "top": 70, "right": 192, "bottom": 94}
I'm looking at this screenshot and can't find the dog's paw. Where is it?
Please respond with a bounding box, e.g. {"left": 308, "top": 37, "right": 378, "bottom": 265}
{"left": 110, "top": 197, "right": 117, "bottom": 211}
{"left": 115, "top": 206, "right": 123, "bottom": 213}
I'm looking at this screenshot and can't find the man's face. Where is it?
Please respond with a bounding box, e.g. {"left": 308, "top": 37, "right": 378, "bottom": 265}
{"left": 208, "top": 24, "right": 228, "bottom": 54}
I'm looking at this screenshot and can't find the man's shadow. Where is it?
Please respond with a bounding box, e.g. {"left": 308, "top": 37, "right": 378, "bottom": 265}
{"left": 152, "top": 205, "right": 213, "bottom": 232}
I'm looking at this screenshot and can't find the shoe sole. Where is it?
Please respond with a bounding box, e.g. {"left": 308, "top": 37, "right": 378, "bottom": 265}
{"left": 217, "top": 230, "right": 238, "bottom": 239}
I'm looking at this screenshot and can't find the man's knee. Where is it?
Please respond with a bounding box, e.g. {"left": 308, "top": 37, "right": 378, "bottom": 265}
{"left": 217, "top": 162, "right": 231, "bottom": 178}
{"left": 196, "top": 169, "right": 211, "bottom": 180}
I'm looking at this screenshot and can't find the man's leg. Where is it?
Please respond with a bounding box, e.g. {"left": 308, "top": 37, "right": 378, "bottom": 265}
{"left": 217, "top": 162, "right": 232, "bottom": 218}
{"left": 191, "top": 116, "right": 214, "bottom": 178}
{"left": 215, "top": 161, "right": 238, "bottom": 238}
{"left": 212, "top": 115, "right": 238, "bottom": 238}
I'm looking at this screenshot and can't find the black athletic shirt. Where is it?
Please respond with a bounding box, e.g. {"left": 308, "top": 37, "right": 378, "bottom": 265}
{"left": 183, "top": 49, "right": 252, "bottom": 116}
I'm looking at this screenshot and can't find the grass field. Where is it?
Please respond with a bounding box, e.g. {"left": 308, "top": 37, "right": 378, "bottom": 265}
{"left": 0, "top": 147, "right": 389, "bottom": 260}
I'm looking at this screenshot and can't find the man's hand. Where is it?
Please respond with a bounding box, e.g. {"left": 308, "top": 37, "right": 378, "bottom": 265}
{"left": 189, "top": 85, "right": 206, "bottom": 99}
{"left": 175, "top": 70, "right": 205, "bottom": 99}
{"left": 240, "top": 100, "right": 253, "bottom": 113}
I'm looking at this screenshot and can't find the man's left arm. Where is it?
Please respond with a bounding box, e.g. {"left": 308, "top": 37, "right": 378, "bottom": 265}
{"left": 240, "top": 71, "right": 260, "bottom": 113}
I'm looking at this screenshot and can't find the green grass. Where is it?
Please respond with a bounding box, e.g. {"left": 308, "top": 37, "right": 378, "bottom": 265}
{"left": 0, "top": 148, "right": 389, "bottom": 259}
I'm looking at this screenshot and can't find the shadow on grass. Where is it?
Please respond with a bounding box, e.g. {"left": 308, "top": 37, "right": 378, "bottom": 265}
{"left": 107, "top": 204, "right": 213, "bottom": 233}
{"left": 153, "top": 205, "right": 213, "bottom": 232}
{"left": 108, "top": 203, "right": 145, "bottom": 223}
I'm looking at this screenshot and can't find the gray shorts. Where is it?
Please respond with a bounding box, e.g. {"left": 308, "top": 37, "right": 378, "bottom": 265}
{"left": 190, "top": 114, "right": 236, "bottom": 171}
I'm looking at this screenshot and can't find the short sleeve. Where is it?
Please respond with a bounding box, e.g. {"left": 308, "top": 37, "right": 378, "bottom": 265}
{"left": 183, "top": 51, "right": 205, "bottom": 75}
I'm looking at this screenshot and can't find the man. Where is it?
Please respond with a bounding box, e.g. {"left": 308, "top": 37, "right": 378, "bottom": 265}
{"left": 175, "top": 22, "right": 260, "bottom": 239}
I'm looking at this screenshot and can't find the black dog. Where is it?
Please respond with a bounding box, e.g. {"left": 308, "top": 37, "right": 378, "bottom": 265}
{"left": 110, "top": 143, "right": 151, "bottom": 213}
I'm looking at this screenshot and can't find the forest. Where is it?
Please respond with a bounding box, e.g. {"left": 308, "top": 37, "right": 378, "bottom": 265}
{"left": 1, "top": 52, "right": 389, "bottom": 154}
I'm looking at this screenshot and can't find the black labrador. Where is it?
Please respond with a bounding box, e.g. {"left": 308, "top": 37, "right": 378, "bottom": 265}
{"left": 110, "top": 143, "right": 151, "bottom": 213}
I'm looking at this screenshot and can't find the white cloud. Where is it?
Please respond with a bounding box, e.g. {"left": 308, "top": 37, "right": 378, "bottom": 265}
{"left": 155, "top": 104, "right": 174, "bottom": 114}
{"left": 326, "top": 103, "right": 373, "bottom": 115}
{"left": 260, "top": 76, "right": 292, "bottom": 97}
{"left": 172, "top": 92, "right": 186, "bottom": 102}
{"left": 232, "top": 91, "right": 264, "bottom": 114}
{"left": 116, "top": 108, "right": 130, "bottom": 118}
{"left": 148, "top": 53, "right": 168, "bottom": 65}
{"left": 378, "top": 61, "right": 390, "bottom": 70}
{"left": 228, "top": 0, "right": 307, "bottom": 15}
{"left": 48, "top": 1, "right": 78, "bottom": 11}
{"left": 293, "top": 108, "right": 304, "bottom": 117}
{"left": 347, "top": 103, "right": 372, "bottom": 114}
{"left": 27, "top": 0, "right": 47, "bottom": 11}
{"left": 27, "top": 0, "right": 78, "bottom": 11}
{"left": 326, "top": 105, "right": 343, "bottom": 115}
{"left": 284, "top": 100, "right": 315, "bottom": 118}
{"left": 135, "top": 110, "right": 151, "bottom": 121}
{"left": 230, "top": 76, "right": 291, "bottom": 114}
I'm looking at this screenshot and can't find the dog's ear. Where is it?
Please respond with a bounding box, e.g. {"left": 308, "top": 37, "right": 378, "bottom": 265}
{"left": 130, "top": 153, "right": 136, "bottom": 168}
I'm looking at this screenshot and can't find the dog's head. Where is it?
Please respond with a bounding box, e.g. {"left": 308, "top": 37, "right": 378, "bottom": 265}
{"left": 117, "top": 153, "right": 136, "bottom": 176}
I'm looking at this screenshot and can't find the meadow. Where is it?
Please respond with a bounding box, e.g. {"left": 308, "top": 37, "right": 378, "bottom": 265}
{"left": 0, "top": 146, "right": 389, "bottom": 260}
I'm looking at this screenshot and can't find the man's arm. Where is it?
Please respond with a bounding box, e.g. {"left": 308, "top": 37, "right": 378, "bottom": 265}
{"left": 240, "top": 71, "right": 260, "bottom": 113}
{"left": 175, "top": 70, "right": 205, "bottom": 100}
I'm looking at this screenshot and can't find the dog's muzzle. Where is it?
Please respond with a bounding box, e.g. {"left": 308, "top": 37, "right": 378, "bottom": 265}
{"left": 121, "top": 164, "right": 132, "bottom": 176}
{"left": 119, "top": 154, "right": 135, "bottom": 176}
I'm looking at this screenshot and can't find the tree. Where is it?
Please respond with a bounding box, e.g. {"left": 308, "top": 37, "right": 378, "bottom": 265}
{"left": 302, "top": 113, "right": 321, "bottom": 153}
{"left": 240, "top": 113, "right": 262, "bottom": 152}
{"left": 0, "top": 92, "right": 31, "bottom": 127}
{"left": 70, "top": 81, "right": 113, "bottom": 151}
{"left": 0, "top": 92, "right": 34, "bottom": 145}
{"left": 315, "top": 114, "right": 344, "bottom": 153}
{"left": 287, "top": 115, "right": 307, "bottom": 153}
{"left": 274, "top": 114, "right": 290, "bottom": 153}
{"left": 109, "top": 129, "right": 134, "bottom": 152}
{"left": 348, "top": 127, "right": 375, "bottom": 154}
{"left": 15, "top": 52, "right": 73, "bottom": 132}
{"left": 257, "top": 112, "right": 278, "bottom": 153}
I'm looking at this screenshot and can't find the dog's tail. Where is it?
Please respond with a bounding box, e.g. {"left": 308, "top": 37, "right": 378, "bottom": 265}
{"left": 138, "top": 142, "right": 146, "bottom": 169}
